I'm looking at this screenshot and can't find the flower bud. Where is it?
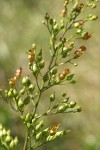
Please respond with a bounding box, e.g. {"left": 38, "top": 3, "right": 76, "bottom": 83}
{"left": 76, "top": 3, "right": 84, "bottom": 12}
{"left": 62, "top": 68, "right": 71, "bottom": 76}
{"left": 73, "top": 46, "right": 86, "bottom": 59}
{"left": 64, "top": 0, "right": 69, "bottom": 7}
{"left": 32, "top": 118, "right": 37, "bottom": 125}
{"left": 60, "top": 23, "right": 64, "bottom": 29}
{"left": 63, "top": 97, "right": 69, "bottom": 103}
{"left": 45, "top": 13, "right": 50, "bottom": 20}
{"left": 43, "top": 73, "right": 49, "bottom": 82}
{"left": 50, "top": 67, "right": 57, "bottom": 75}
{"left": 49, "top": 18, "right": 53, "bottom": 25}
{"left": 61, "top": 9, "right": 67, "bottom": 17}
{"left": 42, "top": 128, "right": 49, "bottom": 137}
{"left": 69, "top": 101, "right": 76, "bottom": 108}
{"left": 18, "top": 98, "right": 24, "bottom": 108}
{"left": 32, "top": 64, "right": 38, "bottom": 75}
{"left": 53, "top": 24, "right": 59, "bottom": 33}
{"left": 57, "top": 104, "right": 69, "bottom": 112}
{"left": 56, "top": 130, "right": 66, "bottom": 137}
{"left": 36, "top": 132, "right": 42, "bottom": 141}
{"left": 88, "top": 14, "right": 98, "bottom": 20}
{"left": 9, "top": 140, "right": 15, "bottom": 148}
{"left": 49, "top": 124, "right": 60, "bottom": 136}
{"left": 9, "top": 78, "right": 16, "bottom": 87}
{"left": 39, "top": 60, "right": 45, "bottom": 69}
{"left": 62, "top": 92, "right": 67, "bottom": 97}
{"left": 81, "top": 32, "right": 92, "bottom": 40}
{"left": 22, "top": 76, "right": 31, "bottom": 86}
{"left": 28, "top": 51, "right": 35, "bottom": 62}
{"left": 74, "top": 20, "right": 84, "bottom": 28}
{"left": 36, "top": 49, "right": 42, "bottom": 62}
{"left": 24, "top": 96, "right": 30, "bottom": 105}
{"left": 76, "top": 106, "right": 82, "bottom": 112}
{"left": 8, "top": 90, "right": 13, "bottom": 98}
{"left": 5, "top": 90, "right": 8, "bottom": 97}
{"left": 76, "top": 28, "right": 83, "bottom": 34}
{"left": 25, "top": 113, "right": 32, "bottom": 122}
{"left": 79, "top": 46, "right": 86, "bottom": 52}
{"left": 20, "top": 88, "right": 25, "bottom": 95}
{"left": 28, "top": 84, "right": 34, "bottom": 92}
{"left": 50, "top": 93, "right": 55, "bottom": 102}
{"left": 13, "top": 137, "right": 18, "bottom": 145}
{"left": 32, "top": 43, "right": 36, "bottom": 50}
{"left": 5, "top": 135, "right": 11, "bottom": 142}
{"left": 13, "top": 89, "right": 18, "bottom": 97}
{"left": 59, "top": 73, "right": 65, "bottom": 80}
{"left": 15, "top": 67, "right": 22, "bottom": 79}
{"left": 62, "top": 47, "right": 69, "bottom": 58}
{"left": 35, "top": 120, "right": 44, "bottom": 132}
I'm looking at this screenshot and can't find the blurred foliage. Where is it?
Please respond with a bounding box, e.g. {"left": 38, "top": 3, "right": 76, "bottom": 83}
{"left": 0, "top": 0, "right": 100, "bottom": 150}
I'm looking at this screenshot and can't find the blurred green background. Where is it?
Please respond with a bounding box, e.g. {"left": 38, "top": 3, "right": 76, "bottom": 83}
{"left": 0, "top": 0, "right": 100, "bottom": 149}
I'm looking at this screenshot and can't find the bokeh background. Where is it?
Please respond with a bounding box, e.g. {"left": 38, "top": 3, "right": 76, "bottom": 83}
{"left": 0, "top": 0, "right": 100, "bottom": 150}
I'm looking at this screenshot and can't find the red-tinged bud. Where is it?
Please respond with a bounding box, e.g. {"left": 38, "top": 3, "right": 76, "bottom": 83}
{"left": 15, "top": 67, "right": 22, "bottom": 79}
{"left": 74, "top": 20, "right": 85, "bottom": 27}
{"left": 74, "top": 50, "right": 81, "bottom": 58}
{"left": 74, "top": 46, "right": 86, "bottom": 59}
{"left": 62, "top": 68, "right": 71, "bottom": 76}
{"left": 79, "top": 46, "right": 86, "bottom": 52}
{"left": 61, "top": 9, "right": 67, "bottom": 17}
{"left": 49, "top": 124, "right": 60, "bottom": 136}
{"left": 28, "top": 51, "right": 35, "bottom": 62}
{"left": 59, "top": 73, "right": 65, "bottom": 80}
{"left": 9, "top": 78, "right": 16, "bottom": 87}
{"left": 82, "top": 32, "right": 92, "bottom": 40}
{"left": 76, "top": 3, "right": 84, "bottom": 12}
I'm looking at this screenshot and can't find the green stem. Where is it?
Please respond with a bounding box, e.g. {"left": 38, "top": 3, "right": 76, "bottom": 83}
{"left": 23, "top": 129, "right": 28, "bottom": 150}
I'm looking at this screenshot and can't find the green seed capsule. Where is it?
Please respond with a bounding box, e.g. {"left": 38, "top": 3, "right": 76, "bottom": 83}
{"left": 9, "top": 140, "right": 15, "bottom": 148}
{"left": 28, "top": 84, "right": 34, "bottom": 92}
{"left": 42, "top": 128, "right": 49, "bottom": 137}
{"left": 43, "top": 73, "right": 49, "bottom": 82}
{"left": 50, "top": 68, "right": 57, "bottom": 75}
{"left": 36, "top": 132, "right": 42, "bottom": 141}
{"left": 20, "top": 88, "right": 25, "bottom": 95}
{"left": 13, "top": 89, "right": 18, "bottom": 96}
{"left": 32, "top": 118, "right": 37, "bottom": 125}
{"left": 32, "top": 43, "right": 36, "bottom": 49}
{"left": 35, "top": 120, "right": 44, "bottom": 132}
{"left": 24, "top": 96, "right": 30, "bottom": 105}
{"left": 39, "top": 60, "right": 45, "bottom": 69}
{"left": 8, "top": 91, "right": 13, "bottom": 98}
{"left": 22, "top": 76, "right": 31, "bottom": 86}
{"left": 50, "top": 93, "right": 55, "bottom": 102}
{"left": 62, "top": 47, "right": 68, "bottom": 58}
{"left": 5, "top": 135, "right": 11, "bottom": 142}
{"left": 62, "top": 92, "right": 67, "bottom": 97}
{"left": 76, "top": 106, "right": 82, "bottom": 112}
{"left": 36, "top": 49, "right": 42, "bottom": 62}
{"left": 13, "top": 137, "right": 18, "bottom": 145}
{"left": 25, "top": 113, "right": 32, "bottom": 122}
{"left": 69, "top": 101, "right": 76, "bottom": 108}
{"left": 32, "top": 64, "right": 38, "bottom": 75}
{"left": 18, "top": 98, "right": 24, "bottom": 108}
{"left": 57, "top": 104, "right": 68, "bottom": 112}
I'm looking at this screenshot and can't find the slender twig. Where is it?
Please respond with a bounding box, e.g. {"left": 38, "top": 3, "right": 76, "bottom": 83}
{"left": 23, "top": 128, "right": 28, "bottom": 150}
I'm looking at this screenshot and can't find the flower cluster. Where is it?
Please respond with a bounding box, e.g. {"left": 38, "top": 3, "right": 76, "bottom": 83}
{"left": 0, "top": 0, "right": 98, "bottom": 149}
